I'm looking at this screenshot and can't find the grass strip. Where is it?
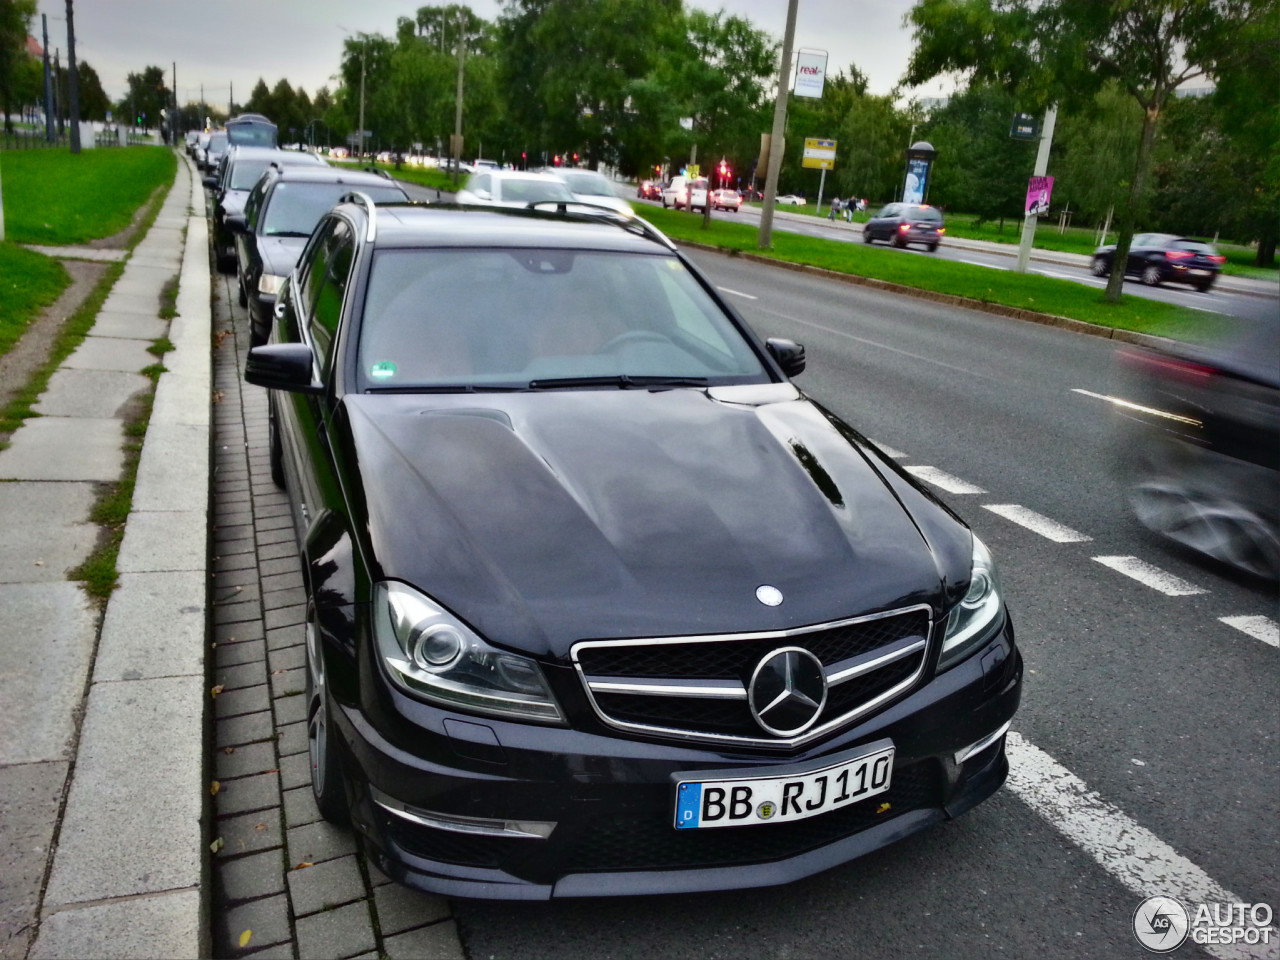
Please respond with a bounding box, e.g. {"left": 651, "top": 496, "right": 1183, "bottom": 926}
{"left": 644, "top": 206, "right": 1223, "bottom": 342}
{"left": 0, "top": 244, "right": 70, "bottom": 358}
{"left": 0, "top": 146, "right": 177, "bottom": 245}
{"left": 743, "top": 202, "right": 1274, "bottom": 279}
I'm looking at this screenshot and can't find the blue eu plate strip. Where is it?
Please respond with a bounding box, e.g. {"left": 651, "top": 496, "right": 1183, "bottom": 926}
{"left": 675, "top": 783, "right": 701, "bottom": 829}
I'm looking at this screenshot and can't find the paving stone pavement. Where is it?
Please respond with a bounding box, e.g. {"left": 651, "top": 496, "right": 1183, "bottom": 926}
{"left": 205, "top": 227, "right": 464, "bottom": 960}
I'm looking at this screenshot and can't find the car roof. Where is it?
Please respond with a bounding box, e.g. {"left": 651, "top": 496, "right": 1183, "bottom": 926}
{"left": 228, "top": 146, "right": 311, "bottom": 162}
{"left": 266, "top": 166, "right": 401, "bottom": 188}
{"left": 350, "top": 202, "right": 675, "bottom": 255}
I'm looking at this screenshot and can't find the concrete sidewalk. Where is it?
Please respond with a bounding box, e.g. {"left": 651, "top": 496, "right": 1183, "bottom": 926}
{"left": 0, "top": 152, "right": 212, "bottom": 958}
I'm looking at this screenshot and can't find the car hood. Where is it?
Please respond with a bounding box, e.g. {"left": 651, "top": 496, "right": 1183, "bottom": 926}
{"left": 340, "top": 385, "right": 967, "bottom": 657}
{"left": 257, "top": 236, "right": 309, "bottom": 278}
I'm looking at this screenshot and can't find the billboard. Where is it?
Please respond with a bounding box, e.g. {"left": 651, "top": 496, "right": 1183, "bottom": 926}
{"left": 903, "top": 158, "right": 929, "bottom": 203}
{"left": 795, "top": 49, "right": 828, "bottom": 99}
{"left": 1026, "top": 175, "right": 1054, "bottom": 215}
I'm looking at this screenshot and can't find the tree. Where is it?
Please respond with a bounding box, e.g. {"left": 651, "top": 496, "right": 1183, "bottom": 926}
{"left": 905, "top": 0, "right": 1276, "bottom": 302}
{"left": 0, "top": 0, "right": 36, "bottom": 134}
{"left": 118, "top": 65, "right": 170, "bottom": 131}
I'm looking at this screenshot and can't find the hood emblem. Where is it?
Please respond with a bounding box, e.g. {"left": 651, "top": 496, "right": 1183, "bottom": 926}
{"left": 755, "top": 585, "right": 784, "bottom": 606}
{"left": 748, "top": 647, "right": 828, "bottom": 737}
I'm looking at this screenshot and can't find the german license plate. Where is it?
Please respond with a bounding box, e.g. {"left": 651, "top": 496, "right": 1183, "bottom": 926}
{"left": 674, "top": 745, "right": 894, "bottom": 829}
{"left": 1190, "top": 269, "right": 1210, "bottom": 276}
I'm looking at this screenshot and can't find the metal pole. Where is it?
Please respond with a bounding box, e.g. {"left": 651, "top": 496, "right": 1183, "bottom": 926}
{"left": 41, "top": 16, "right": 55, "bottom": 142}
{"left": 757, "top": 0, "right": 800, "bottom": 249}
{"left": 358, "top": 45, "right": 366, "bottom": 159}
{"left": 453, "top": 12, "right": 465, "bottom": 185}
{"left": 65, "top": 0, "right": 81, "bottom": 153}
{"left": 54, "top": 50, "right": 62, "bottom": 134}
{"left": 1015, "top": 103, "right": 1057, "bottom": 273}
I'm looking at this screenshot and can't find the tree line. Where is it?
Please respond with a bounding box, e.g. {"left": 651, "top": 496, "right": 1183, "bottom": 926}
{"left": 2, "top": 0, "right": 1273, "bottom": 266}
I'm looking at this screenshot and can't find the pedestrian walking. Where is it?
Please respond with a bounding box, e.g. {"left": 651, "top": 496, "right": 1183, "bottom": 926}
{"left": 828, "top": 197, "right": 842, "bottom": 221}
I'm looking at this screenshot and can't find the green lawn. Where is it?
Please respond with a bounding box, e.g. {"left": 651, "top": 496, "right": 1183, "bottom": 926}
{"left": 372, "top": 162, "right": 458, "bottom": 192}
{"left": 0, "top": 243, "right": 70, "bottom": 356}
{"left": 0, "top": 146, "right": 176, "bottom": 245}
{"left": 643, "top": 206, "right": 1225, "bottom": 343}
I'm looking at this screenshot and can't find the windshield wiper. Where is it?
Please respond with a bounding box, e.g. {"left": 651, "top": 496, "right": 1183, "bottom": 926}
{"left": 527, "top": 375, "right": 709, "bottom": 390}
{"left": 365, "top": 384, "right": 524, "bottom": 394}
{"left": 264, "top": 230, "right": 313, "bottom": 238}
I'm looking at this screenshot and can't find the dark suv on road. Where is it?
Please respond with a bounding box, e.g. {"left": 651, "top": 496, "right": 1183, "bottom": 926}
{"left": 243, "top": 197, "right": 1021, "bottom": 900}
{"left": 1091, "top": 233, "right": 1226, "bottom": 292}
{"left": 227, "top": 166, "right": 408, "bottom": 346}
{"left": 863, "top": 203, "right": 946, "bottom": 250}
{"left": 206, "top": 146, "right": 325, "bottom": 273}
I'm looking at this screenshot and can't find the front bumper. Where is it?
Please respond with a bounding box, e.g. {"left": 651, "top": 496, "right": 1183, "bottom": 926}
{"left": 330, "top": 621, "right": 1021, "bottom": 900}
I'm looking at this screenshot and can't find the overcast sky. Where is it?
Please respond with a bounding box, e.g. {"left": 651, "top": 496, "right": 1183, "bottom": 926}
{"left": 33, "top": 0, "right": 952, "bottom": 108}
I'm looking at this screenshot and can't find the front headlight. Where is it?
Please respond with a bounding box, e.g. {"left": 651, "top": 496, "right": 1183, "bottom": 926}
{"left": 373, "top": 581, "right": 565, "bottom": 725}
{"left": 258, "top": 273, "right": 287, "bottom": 296}
{"left": 937, "top": 536, "right": 1005, "bottom": 673}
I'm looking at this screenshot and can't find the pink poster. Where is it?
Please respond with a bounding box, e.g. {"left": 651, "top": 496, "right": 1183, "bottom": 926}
{"left": 1026, "top": 176, "right": 1054, "bottom": 215}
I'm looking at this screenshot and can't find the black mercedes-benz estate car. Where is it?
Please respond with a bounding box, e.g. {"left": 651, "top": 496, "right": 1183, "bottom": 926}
{"left": 244, "top": 196, "right": 1022, "bottom": 900}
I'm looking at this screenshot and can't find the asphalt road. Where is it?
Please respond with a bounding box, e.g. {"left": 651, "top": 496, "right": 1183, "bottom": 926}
{"left": 450, "top": 249, "right": 1278, "bottom": 960}
{"left": 638, "top": 199, "right": 1279, "bottom": 324}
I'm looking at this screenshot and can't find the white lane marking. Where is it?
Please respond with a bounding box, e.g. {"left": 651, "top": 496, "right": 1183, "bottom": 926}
{"left": 1071, "top": 388, "right": 1203, "bottom": 426}
{"left": 955, "top": 258, "right": 1002, "bottom": 269}
{"left": 1219, "top": 615, "right": 1280, "bottom": 648}
{"left": 1036, "top": 269, "right": 1106, "bottom": 286}
{"left": 717, "top": 286, "right": 758, "bottom": 300}
{"left": 1006, "top": 732, "right": 1278, "bottom": 960}
{"left": 868, "top": 441, "right": 908, "bottom": 460}
{"left": 1093, "top": 556, "right": 1208, "bottom": 596}
{"left": 983, "top": 504, "right": 1092, "bottom": 543}
{"left": 903, "top": 465, "right": 986, "bottom": 495}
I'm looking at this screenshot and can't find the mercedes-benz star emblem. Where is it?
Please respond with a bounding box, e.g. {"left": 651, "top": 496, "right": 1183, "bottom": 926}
{"left": 756, "top": 585, "right": 784, "bottom": 606}
{"left": 748, "top": 647, "right": 828, "bottom": 737}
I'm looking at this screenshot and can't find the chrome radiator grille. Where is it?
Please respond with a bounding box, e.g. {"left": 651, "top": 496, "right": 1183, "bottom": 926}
{"left": 571, "top": 605, "right": 933, "bottom": 748}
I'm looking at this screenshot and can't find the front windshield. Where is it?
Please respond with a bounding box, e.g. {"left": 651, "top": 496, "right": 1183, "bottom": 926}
{"left": 558, "top": 170, "right": 614, "bottom": 196}
{"left": 357, "top": 248, "right": 770, "bottom": 390}
{"left": 499, "top": 179, "right": 575, "bottom": 204}
{"left": 261, "top": 182, "right": 405, "bottom": 236}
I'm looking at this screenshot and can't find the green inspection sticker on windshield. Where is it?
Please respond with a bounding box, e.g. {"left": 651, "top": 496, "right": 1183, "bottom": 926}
{"left": 370, "top": 361, "right": 398, "bottom": 379}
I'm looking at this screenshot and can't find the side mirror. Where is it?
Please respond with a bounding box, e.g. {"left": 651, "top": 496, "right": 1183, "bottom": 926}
{"left": 244, "top": 343, "right": 323, "bottom": 395}
{"left": 203, "top": 176, "right": 218, "bottom": 190}
{"left": 474, "top": 188, "right": 492, "bottom": 201}
{"left": 225, "top": 214, "right": 248, "bottom": 233}
{"left": 766, "top": 338, "right": 806, "bottom": 378}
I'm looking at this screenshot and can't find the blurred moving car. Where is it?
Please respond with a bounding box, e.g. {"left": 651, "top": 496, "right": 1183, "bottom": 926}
{"left": 456, "top": 170, "right": 576, "bottom": 208}
{"left": 775, "top": 194, "right": 806, "bottom": 205}
{"left": 862, "top": 203, "right": 945, "bottom": 251}
{"left": 227, "top": 166, "right": 409, "bottom": 346}
{"left": 636, "top": 180, "right": 662, "bottom": 200}
{"left": 1091, "top": 233, "right": 1226, "bottom": 292}
{"left": 206, "top": 146, "right": 325, "bottom": 273}
{"left": 546, "top": 168, "right": 634, "bottom": 215}
{"left": 1114, "top": 320, "right": 1280, "bottom": 579}
{"left": 712, "top": 189, "right": 742, "bottom": 212}
{"left": 243, "top": 196, "right": 1021, "bottom": 900}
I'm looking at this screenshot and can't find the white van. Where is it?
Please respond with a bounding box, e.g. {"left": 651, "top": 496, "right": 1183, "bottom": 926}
{"left": 661, "top": 176, "right": 709, "bottom": 212}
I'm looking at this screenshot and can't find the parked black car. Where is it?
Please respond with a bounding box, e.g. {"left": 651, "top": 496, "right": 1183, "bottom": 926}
{"left": 1114, "top": 319, "right": 1279, "bottom": 579}
{"left": 228, "top": 166, "right": 408, "bottom": 346}
{"left": 243, "top": 198, "right": 1021, "bottom": 900}
{"left": 206, "top": 146, "right": 325, "bottom": 273}
{"left": 1091, "top": 233, "right": 1226, "bottom": 292}
{"left": 862, "top": 203, "right": 945, "bottom": 250}
{"left": 201, "top": 130, "right": 229, "bottom": 174}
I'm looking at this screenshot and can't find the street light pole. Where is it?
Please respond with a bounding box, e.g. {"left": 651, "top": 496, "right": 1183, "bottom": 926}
{"left": 358, "top": 43, "right": 366, "bottom": 159}
{"left": 64, "top": 0, "right": 81, "bottom": 153}
{"left": 757, "top": 0, "right": 799, "bottom": 249}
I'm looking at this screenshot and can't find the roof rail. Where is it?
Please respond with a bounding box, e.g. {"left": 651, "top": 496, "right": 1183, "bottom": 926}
{"left": 339, "top": 191, "right": 378, "bottom": 243}
{"left": 362, "top": 166, "right": 393, "bottom": 180}
{"left": 522, "top": 200, "right": 676, "bottom": 251}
